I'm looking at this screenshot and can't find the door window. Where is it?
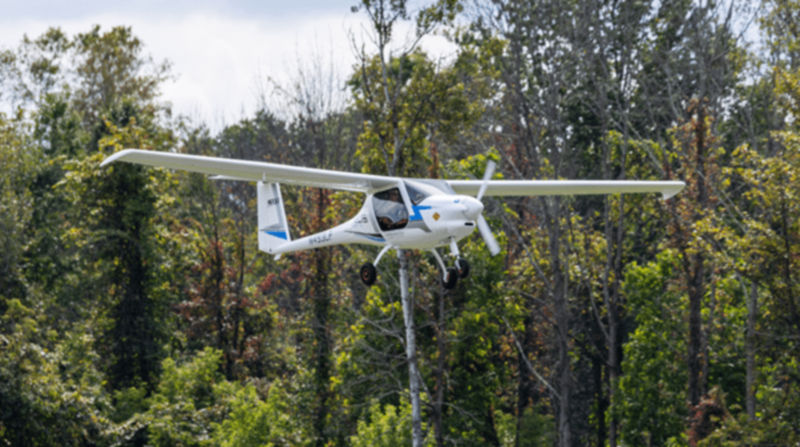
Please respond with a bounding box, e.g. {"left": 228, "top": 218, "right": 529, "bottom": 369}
{"left": 373, "top": 188, "right": 409, "bottom": 231}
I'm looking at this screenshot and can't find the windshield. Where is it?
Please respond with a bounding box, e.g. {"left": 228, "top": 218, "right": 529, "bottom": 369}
{"left": 405, "top": 182, "right": 430, "bottom": 205}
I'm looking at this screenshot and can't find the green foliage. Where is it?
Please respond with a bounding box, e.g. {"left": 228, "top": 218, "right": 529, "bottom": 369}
{"left": 350, "top": 397, "right": 432, "bottom": 447}
{"left": 617, "top": 250, "right": 687, "bottom": 446}
{"left": 697, "top": 381, "right": 800, "bottom": 446}
{"left": 0, "top": 116, "right": 35, "bottom": 302}
{"left": 34, "top": 92, "right": 87, "bottom": 157}
{"left": 71, "top": 25, "right": 170, "bottom": 130}
{"left": 0, "top": 299, "right": 113, "bottom": 447}
{"left": 144, "top": 348, "right": 224, "bottom": 446}
{"left": 135, "top": 347, "right": 303, "bottom": 447}
{"left": 212, "top": 380, "right": 303, "bottom": 447}
{"left": 512, "top": 406, "right": 555, "bottom": 447}
{"left": 349, "top": 38, "right": 494, "bottom": 177}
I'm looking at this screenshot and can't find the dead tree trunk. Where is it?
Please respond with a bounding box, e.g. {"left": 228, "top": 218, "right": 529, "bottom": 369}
{"left": 399, "top": 249, "right": 423, "bottom": 446}
{"left": 746, "top": 280, "right": 757, "bottom": 420}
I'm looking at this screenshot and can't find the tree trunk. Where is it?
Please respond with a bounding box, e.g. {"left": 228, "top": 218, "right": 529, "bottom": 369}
{"left": 688, "top": 104, "right": 708, "bottom": 407}
{"left": 433, "top": 288, "right": 447, "bottom": 447}
{"left": 555, "top": 281, "right": 571, "bottom": 447}
{"left": 606, "top": 297, "right": 619, "bottom": 447}
{"left": 602, "top": 138, "right": 626, "bottom": 447}
{"left": 399, "top": 249, "right": 423, "bottom": 446}
{"left": 312, "top": 189, "right": 331, "bottom": 447}
{"left": 746, "top": 280, "right": 757, "bottom": 420}
{"left": 515, "top": 315, "right": 535, "bottom": 447}
{"left": 547, "top": 200, "right": 571, "bottom": 447}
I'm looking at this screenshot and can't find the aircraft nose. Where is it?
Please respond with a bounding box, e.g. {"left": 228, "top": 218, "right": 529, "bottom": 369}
{"left": 461, "top": 196, "right": 484, "bottom": 219}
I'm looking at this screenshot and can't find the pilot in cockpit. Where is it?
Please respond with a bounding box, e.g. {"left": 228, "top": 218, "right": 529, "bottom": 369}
{"left": 374, "top": 188, "right": 409, "bottom": 231}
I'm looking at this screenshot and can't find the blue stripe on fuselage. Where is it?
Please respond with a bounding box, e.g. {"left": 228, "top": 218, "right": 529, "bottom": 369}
{"left": 347, "top": 231, "right": 386, "bottom": 242}
{"left": 409, "top": 205, "right": 431, "bottom": 221}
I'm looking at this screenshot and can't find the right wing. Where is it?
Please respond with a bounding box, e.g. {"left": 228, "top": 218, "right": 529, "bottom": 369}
{"left": 446, "top": 179, "right": 685, "bottom": 200}
{"left": 101, "top": 149, "right": 397, "bottom": 193}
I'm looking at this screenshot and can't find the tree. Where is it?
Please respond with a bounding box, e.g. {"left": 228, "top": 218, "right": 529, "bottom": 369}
{"left": 350, "top": 398, "right": 433, "bottom": 447}
{"left": 0, "top": 116, "right": 34, "bottom": 303}
{"left": 348, "top": 2, "right": 488, "bottom": 445}
{"left": 616, "top": 251, "right": 688, "bottom": 446}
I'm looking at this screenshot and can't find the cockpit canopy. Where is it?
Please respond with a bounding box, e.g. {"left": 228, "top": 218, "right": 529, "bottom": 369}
{"left": 372, "top": 180, "right": 449, "bottom": 232}
{"left": 373, "top": 187, "right": 408, "bottom": 231}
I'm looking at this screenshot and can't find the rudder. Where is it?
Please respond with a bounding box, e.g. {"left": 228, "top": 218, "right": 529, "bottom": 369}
{"left": 257, "top": 181, "right": 291, "bottom": 255}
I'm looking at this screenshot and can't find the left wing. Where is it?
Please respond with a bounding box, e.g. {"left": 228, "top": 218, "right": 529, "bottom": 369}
{"left": 101, "top": 149, "right": 397, "bottom": 192}
{"left": 447, "top": 179, "right": 685, "bottom": 199}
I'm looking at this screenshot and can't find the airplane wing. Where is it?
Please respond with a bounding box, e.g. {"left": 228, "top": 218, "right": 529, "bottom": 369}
{"left": 100, "top": 149, "right": 398, "bottom": 192}
{"left": 446, "top": 179, "right": 685, "bottom": 199}
{"left": 102, "top": 149, "right": 684, "bottom": 198}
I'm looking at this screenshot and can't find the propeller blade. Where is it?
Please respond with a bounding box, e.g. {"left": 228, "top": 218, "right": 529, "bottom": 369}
{"left": 477, "top": 214, "right": 501, "bottom": 256}
{"left": 476, "top": 160, "right": 496, "bottom": 201}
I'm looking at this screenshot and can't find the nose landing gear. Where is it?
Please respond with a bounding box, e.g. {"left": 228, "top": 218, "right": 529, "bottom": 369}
{"left": 455, "top": 258, "right": 470, "bottom": 279}
{"left": 443, "top": 267, "right": 459, "bottom": 289}
{"left": 430, "top": 239, "right": 470, "bottom": 290}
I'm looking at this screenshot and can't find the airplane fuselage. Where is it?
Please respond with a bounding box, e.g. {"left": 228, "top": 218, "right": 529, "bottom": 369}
{"left": 268, "top": 180, "right": 484, "bottom": 253}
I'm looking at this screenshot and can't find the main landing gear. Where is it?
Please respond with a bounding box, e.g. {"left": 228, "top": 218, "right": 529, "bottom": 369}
{"left": 360, "top": 245, "right": 391, "bottom": 287}
{"left": 359, "top": 240, "right": 470, "bottom": 290}
{"left": 360, "top": 262, "right": 377, "bottom": 286}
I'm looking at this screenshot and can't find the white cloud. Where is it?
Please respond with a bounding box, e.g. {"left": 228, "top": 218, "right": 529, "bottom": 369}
{"left": 137, "top": 11, "right": 366, "bottom": 128}
{"left": 0, "top": 9, "right": 457, "bottom": 132}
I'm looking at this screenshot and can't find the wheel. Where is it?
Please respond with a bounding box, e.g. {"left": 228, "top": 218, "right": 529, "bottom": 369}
{"left": 455, "top": 258, "right": 470, "bottom": 278}
{"left": 443, "top": 267, "right": 458, "bottom": 289}
{"left": 360, "top": 263, "right": 377, "bottom": 286}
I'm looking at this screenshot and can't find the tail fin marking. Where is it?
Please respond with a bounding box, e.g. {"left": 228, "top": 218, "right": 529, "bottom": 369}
{"left": 257, "top": 181, "right": 291, "bottom": 254}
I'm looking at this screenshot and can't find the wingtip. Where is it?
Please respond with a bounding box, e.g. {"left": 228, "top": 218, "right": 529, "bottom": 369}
{"left": 661, "top": 181, "right": 686, "bottom": 200}
{"left": 100, "top": 148, "right": 138, "bottom": 167}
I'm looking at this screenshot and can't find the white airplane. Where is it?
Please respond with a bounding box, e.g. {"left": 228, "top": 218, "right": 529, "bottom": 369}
{"left": 102, "top": 149, "right": 684, "bottom": 288}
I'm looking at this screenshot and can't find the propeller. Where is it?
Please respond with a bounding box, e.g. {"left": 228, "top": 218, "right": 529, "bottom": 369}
{"left": 475, "top": 161, "right": 501, "bottom": 256}
{"left": 476, "top": 160, "right": 495, "bottom": 201}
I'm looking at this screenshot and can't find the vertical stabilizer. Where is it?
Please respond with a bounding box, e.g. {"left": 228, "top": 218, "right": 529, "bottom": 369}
{"left": 257, "top": 182, "right": 291, "bottom": 255}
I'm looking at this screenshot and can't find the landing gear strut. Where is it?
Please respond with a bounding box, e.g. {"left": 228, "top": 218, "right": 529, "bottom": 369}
{"left": 449, "top": 238, "right": 470, "bottom": 279}
{"left": 455, "top": 258, "right": 470, "bottom": 278}
{"left": 443, "top": 267, "right": 459, "bottom": 289}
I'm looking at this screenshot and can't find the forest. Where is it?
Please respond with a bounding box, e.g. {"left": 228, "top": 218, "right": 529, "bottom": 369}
{"left": 1, "top": 0, "right": 799, "bottom": 445}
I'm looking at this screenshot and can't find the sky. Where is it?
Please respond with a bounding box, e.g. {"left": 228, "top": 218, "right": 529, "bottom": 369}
{"left": 0, "top": 1, "right": 456, "bottom": 132}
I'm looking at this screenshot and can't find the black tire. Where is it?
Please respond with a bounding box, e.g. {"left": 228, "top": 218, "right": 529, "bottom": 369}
{"left": 360, "top": 263, "right": 377, "bottom": 286}
{"left": 455, "top": 258, "right": 470, "bottom": 278}
{"left": 443, "top": 267, "right": 458, "bottom": 289}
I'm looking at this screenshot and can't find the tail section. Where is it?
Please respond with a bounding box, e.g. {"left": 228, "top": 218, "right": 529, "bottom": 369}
{"left": 257, "top": 182, "right": 291, "bottom": 255}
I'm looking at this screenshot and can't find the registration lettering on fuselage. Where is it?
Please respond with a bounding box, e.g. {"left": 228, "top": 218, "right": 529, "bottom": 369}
{"left": 309, "top": 231, "right": 333, "bottom": 246}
